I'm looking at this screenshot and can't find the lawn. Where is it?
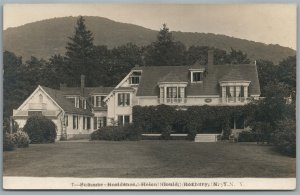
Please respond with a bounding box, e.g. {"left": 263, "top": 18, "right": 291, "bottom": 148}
{"left": 3, "top": 141, "right": 296, "bottom": 178}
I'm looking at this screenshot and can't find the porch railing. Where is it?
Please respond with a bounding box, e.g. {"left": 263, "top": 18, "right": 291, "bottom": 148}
{"left": 158, "top": 97, "right": 255, "bottom": 105}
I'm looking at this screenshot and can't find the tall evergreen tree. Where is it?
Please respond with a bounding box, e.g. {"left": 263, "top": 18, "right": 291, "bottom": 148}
{"left": 65, "top": 16, "right": 96, "bottom": 86}
{"left": 144, "top": 24, "right": 187, "bottom": 66}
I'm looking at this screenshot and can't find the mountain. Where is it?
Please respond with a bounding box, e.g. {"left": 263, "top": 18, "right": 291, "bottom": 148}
{"left": 4, "top": 16, "right": 296, "bottom": 64}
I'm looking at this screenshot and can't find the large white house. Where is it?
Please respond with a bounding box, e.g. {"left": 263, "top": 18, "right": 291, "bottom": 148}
{"left": 12, "top": 50, "right": 261, "bottom": 140}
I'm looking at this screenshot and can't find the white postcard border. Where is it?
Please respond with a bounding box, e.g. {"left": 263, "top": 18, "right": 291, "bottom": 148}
{"left": 3, "top": 177, "right": 296, "bottom": 190}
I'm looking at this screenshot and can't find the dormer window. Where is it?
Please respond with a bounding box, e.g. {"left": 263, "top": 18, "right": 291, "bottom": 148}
{"left": 191, "top": 71, "right": 204, "bottom": 83}
{"left": 130, "top": 71, "right": 141, "bottom": 85}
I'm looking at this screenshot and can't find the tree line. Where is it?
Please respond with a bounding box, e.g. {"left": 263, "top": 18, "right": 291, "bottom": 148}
{"left": 3, "top": 16, "right": 295, "bottom": 120}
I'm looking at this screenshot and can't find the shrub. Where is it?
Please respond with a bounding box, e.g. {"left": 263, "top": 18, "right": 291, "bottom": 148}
{"left": 3, "top": 133, "right": 15, "bottom": 151}
{"left": 238, "top": 131, "right": 256, "bottom": 142}
{"left": 12, "top": 131, "right": 30, "bottom": 148}
{"left": 90, "top": 125, "right": 141, "bottom": 141}
{"left": 160, "top": 125, "right": 172, "bottom": 140}
{"left": 271, "top": 120, "right": 296, "bottom": 157}
{"left": 23, "top": 115, "right": 57, "bottom": 144}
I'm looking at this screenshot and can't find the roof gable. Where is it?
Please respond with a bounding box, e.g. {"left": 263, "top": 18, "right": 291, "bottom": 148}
{"left": 41, "top": 86, "right": 93, "bottom": 115}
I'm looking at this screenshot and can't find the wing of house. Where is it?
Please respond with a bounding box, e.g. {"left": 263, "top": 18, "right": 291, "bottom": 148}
{"left": 12, "top": 77, "right": 114, "bottom": 140}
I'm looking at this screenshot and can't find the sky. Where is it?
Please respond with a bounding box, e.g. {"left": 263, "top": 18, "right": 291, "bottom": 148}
{"left": 3, "top": 3, "right": 297, "bottom": 49}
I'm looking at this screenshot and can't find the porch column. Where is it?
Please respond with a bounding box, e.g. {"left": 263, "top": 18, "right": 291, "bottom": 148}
{"left": 236, "top": 86, "right": 241, "bottom": 102}
{"left": 164, "top": 86, "right": 167, "bottom": 103}
{"left": 222, "top": 86, "right": 226, "bottom": 103}
{"left": 234, "top": 117, "right": 236, "bottom": 130}
{"left": 160, "top": 87, "right": 164, "bottom": 103}
{"left": 229, "top": 86, "right": 234, "bottom": 102}
{"left": 176, "top": 86, "right": 179, "bottom": 102}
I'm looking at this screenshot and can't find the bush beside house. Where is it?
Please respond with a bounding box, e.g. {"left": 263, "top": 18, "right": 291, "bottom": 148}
{"left": 12, "top": 131, "right": 30, "bottom": 148}
{"left": 3, "top": 133, "right": 15, "bottom": 151}
{"left": 23, "top": 115, "right": 57, "bottom": 144}
{"left": 90, "top": 125, "right": 141, "bottom": 141}
{"left": 271, "top": 120, "right": 296, "bottom": 157}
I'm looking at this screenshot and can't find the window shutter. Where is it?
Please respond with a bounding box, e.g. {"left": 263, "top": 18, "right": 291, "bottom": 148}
{"left": 118, "top": 94, "right": 122, "bottom": 106}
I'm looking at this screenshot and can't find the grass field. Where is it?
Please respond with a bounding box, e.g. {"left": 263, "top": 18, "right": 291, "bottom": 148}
{"left": 3, "top": 141, "right": 296, "bottom": 178}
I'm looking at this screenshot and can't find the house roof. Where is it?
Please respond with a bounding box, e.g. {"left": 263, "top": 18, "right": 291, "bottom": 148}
{"left": 189, "top": 61, "right": 206, "bottom": 70}
{"left": 159, "top": 71, "right": 188, "bottom": 83}
{"left": 40, "top": 86, "right": 94, "bottom": 116}
{"left": 60, "top": 86, "right": 114, "bottom": 96}
{"left": 134, "top": 64, "right": 261, "bottom": 96}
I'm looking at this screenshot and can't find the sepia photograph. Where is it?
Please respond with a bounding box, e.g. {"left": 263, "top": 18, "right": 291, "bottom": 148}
{"left": 2, "top": 3, "right": 296, "bottom": 190}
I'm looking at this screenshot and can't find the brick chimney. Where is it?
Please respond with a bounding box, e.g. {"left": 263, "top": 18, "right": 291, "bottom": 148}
{"left": 80, "top": 75, "right": 85, "bottom": 95}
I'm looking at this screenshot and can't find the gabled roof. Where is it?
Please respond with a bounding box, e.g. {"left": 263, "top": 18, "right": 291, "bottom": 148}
{"left": 41, "top": 86, "right": 93, "bottom": 116}
{"left": 134, "top": 64, "right": 261, "bottom": 96}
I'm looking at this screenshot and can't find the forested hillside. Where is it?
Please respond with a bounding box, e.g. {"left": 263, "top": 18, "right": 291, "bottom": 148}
{"left": 4, "top": 16, "right": 295, "bottom": 63}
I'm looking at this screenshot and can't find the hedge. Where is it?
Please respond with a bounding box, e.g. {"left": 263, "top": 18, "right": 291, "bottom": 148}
{"left": 90, "top": 124, "right": 141, "bottom": 141}
{"left": 133, "top": 105, "right": 246, "bottom": 140}
{"left": 238, "top": 131, "right": 256, "bottom": 142}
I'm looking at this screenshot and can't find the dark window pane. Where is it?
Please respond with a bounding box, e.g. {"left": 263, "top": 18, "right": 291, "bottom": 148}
{"left": 87, "top": 117, "right": 91, "bottom": 129}
{"left": 93, "top": 117, "right": 97, "bottom": 129}
{"left": 118, "top": 116, "right": 123, "bottom": 126}
{"left": 124, "top": 115, "right": 130, "bottom": 125}
{"left": 83, "top": 117, "right": 85, "bottom": 129}
{"left": 118, "top": 94, "right": 122, "bottom": 106}
{"left": 103, "top": 117, "right": 107, "bottom": 127}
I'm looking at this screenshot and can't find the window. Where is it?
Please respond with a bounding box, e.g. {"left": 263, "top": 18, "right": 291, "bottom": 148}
{"left": 28, "top": 111, "right": 42, "bottom": 116}
{"left": 82, "top": 99, "right": 87, "bottom": 109}
{"left": 87, "top": 117, "right": 91, "bottom": 129}
{"left": 160, "top": 87, "right": 164, "bottom": 98}
{"left": 82, "top": 117, "right": 91, "bottom": 130}
{"left": 79, "top": 99, "right": 83, "bottom": 109}
{"left": 160, "top": 86, "right": 185, "bottom": 103}
{"left": 64, "top": 115, "right": 68, "bottom": 126}
{"left": 93, "top": 117, "right": 107, "bottom": 129}
{"left": 192, "top": 72, "right": 203, "bottom": 82}
{"left": 39, "top": 94, "right": 43, "bottom": 103}
{"left": 167, "top": 87, "right": 177, "bottom": 98}
{"left": 240, "top": 86, "right": 244, "bottom": 97}
{"left": 118, "top": 115, "right": 130, "bottom": 126}
{"left": 73, "top": 115, "right": 78, "bottom": 129}
{"left": 118, "top": 93, "right": 130, "bottom": 106}
{"left": 95, "top": 96, "right": 105, "bottom": 107}
{"left": 130, "top": 71, "right": 141, "bottom": 85}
